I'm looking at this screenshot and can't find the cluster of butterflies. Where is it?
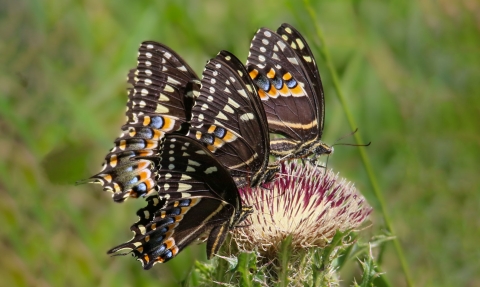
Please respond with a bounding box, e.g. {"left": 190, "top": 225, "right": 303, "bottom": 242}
{"left": 83, "top": 23, "right": 333, "bottom": 270}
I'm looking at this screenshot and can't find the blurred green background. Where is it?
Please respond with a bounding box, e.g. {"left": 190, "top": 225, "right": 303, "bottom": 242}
{"left": 1, "top": 0, "right": 479, "bottom": 286}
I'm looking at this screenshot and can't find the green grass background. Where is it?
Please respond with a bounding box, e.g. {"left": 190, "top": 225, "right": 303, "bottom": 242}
{"left": 1, "top": 0, "right": 479, "bottom": 286}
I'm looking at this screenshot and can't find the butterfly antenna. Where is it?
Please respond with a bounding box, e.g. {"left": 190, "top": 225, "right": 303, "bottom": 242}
{"left": 332, "top": 128, "right": 371, "bottom": 148}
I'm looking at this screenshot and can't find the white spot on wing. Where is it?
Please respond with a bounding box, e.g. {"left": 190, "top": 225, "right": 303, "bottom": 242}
{"left": 204, "top": 166, "right": 218, "bottom": 174}
{"left": 177, "top": 184, "right": 192, "bottom": 191}
{"left": 188, "top": 160, "right": 201, "bottom": 166}
{"left": 155, "top": 104, "right": 169, "bottom": 113}
{"left": 288, "top": 57, "right": 299, "bottom": 65}
{"left": 296, "top": 38, "right": 305, "bottom": 49}
{"left": 167, "top": 76, "right": 181, "bottom": 85}
{"left": 164, "top": 84, "right": 174, "bottom": 93}
{"left": 180, "top": 174, "right": 192, "bottom": 180}
{"left": 223, "top": 104, "right": 234, "bottom": 114}
{"left": 237, "top": 89, "right": 248, "bottom": 98}
{"left": 227, "top": 98, "right": 240, "bottom": 108}
{"left": 216, "top": 111, "right": 228, "bottom": 120}
{"left": 240, "top": 113, "right": 255, "bottom": 121}
{"left": 159, "top": 93, "right": 170, "bottom": 101}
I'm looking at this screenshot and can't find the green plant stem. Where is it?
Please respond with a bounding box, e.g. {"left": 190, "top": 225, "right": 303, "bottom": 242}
{"left": 302, "top": 1, "right": 414, "bottom": 286}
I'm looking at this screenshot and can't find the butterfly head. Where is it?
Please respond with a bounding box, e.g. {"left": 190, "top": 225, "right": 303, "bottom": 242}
{"left": 232, "top": 205, "right": 254, "bottom": 228}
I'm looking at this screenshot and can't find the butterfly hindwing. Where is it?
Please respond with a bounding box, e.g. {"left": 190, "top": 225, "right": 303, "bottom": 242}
{"left": 108, "top": 135, "right": 251, "bottom": 269}
{"left": 83, "top": 42, "right": 199, "bottom": 202}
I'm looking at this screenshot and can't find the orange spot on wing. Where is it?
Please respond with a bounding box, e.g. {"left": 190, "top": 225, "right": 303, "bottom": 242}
{"left": 258, "top": 89, "right": 268, "bottom": 100}
{"left": 129, "top": 129, "right": 136, "bottom": 137}
{"left": 164, "top": 238, "right": 176, "bottom": 249}
{"left": 162, "top": 117, "right": 175, "bottom": 131}
{"left": 279, "top": 83, "right": 289, "bottom": 95}
{"left": 171, "top": 246, "right": 179, "bottom": 257}
{"left": 143, "top": 254, "right": 150, "bottom": 263}
{"left": 109, "top": 155, "right": 118, "bottom": 167}
{"left": 119, "top": 140, "right": 127, "bottom": 150}
{"left": 137, "top": 160, "right": 150, "bottom": 170}
{"left": 138, "top": 170, "right": 150, "bottom": 180}
{"left": 143, "top": 116, "right": 151, "bottom": 126}
{"left": 283, "top": 72, "right": 293, "bottom": 81}
{"left": 267, "top": 68, "right": 276, "bottom": 79}
{"left": 138, "top": 150, "right": 154, "bottom": 157}
{"left": 208, "top": 125, "right": 217, "bottom": 134}
{"left": 152, "top": 129, "right": 163, "bottom": 140}
{"left": 249, "top": 69, "right": 259, "bottom": 79}
{"left": 290, "top": 85, "right": 303, "bottom": 96}
{"left": 190, "top": 198, "right": 201, "bottom": 206}
{"left": 174, "top": 215, "right": 185, "bottom": 222}
{"left": 213, "top": 137, "right": 224, "bottom": 148}
{"left": 267, "top": 86, "right": 279, "bottom": 97}
{"left": 145, "top": 139, "right": 157, "bottom": 149}
{"left": 103, "top": 174, "right": 112, "bottom": 183}
{"left": 180, "top": 207, "right": 190, "bottom": 215}
{"left": 207, "top": 145, "right": 216, "bottom": 152}
{"left": 222, "top": 131, "right": 237, "bottom": 142}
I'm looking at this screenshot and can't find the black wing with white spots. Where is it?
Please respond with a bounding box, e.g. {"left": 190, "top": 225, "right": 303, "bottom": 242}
{"left": 82, "top": 42, "right": 199, "bottom": 202}
{"left": 188, "top": 51, "right": 276, "bottom": 187}
{"left": 246, "top": 23, "right": 332, "bottom": 160}
{"left": 108, "top": 135, "right": 252, "bottom": 269}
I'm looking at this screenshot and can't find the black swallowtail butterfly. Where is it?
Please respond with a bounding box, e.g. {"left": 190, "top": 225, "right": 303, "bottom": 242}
{"left": 187, "top": 50, "right": 277, "bottom": 187}
{"left": 108, "top": 135, "right": 252, "bottom": 269}
{"left": 246, "top": 23, "right": 333, "bottom": 160}
{"left": 80, "top": 42, "right": 199, "bottom": 202}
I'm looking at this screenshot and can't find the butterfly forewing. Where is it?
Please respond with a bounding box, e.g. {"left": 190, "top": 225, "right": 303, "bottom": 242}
{"left": 276, "top": 23, "right": 325, "bottom": 134}
{"left": 188, "top": 51, "right": 273, "bottom": 187}
{"left": 84, "top": 42, "right": 199, "bottom": 202}
{"left": 108, "top": 135, "right": 248, "bottom": 269}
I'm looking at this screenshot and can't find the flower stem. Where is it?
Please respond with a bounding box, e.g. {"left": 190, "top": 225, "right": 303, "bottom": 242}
{"left": 301, "top": 1, "right": 414, "bottom": 286}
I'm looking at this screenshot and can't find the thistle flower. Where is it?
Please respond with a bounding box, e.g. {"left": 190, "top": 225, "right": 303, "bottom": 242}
{"left": 234, "top": 161, "right": 372, "bottom": 259}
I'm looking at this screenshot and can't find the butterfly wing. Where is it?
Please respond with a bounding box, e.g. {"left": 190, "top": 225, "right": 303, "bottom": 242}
{"left": 188, "top": 51, "right": 272, "bottom": 187}
{"left": 246, "top": 25, "right": 324, "bottom": 157}
{"left": 108, "top": 135, "right": 244, "bottom": 269}
{"left": 84, "top": 42, "right": 198, "bottom": 202}
{"left": 276, "top": 23, "right": 325, "bottom": 135}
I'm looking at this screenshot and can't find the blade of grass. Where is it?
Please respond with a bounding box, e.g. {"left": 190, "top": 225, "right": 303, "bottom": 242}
{"left": 301, "top": 1, "right": 414, "bottom": 286}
